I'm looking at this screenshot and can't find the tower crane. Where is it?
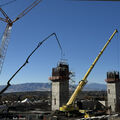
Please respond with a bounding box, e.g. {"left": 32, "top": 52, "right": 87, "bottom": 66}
{"left": 60, "top": 29, "right": 118, "bottom": 116}
{"left": 0, "top": 0, "right": 42, "bottom": 74}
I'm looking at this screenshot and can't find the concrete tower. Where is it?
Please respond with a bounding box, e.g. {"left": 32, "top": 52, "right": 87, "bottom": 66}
{"left": 105, "top": 71, "right": 120, "bottom": 113}
{"left": 49, "top": 62, "right": 70, "bottom": 111}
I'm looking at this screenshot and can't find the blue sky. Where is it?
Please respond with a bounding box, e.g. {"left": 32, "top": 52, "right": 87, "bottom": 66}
{"left": 0, "top": 0, "right": 120, "bottom": 85}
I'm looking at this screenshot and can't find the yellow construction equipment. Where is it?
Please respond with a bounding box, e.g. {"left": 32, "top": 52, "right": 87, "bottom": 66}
{"left": 60, "top": 29, "right": 118, "bottom": 114}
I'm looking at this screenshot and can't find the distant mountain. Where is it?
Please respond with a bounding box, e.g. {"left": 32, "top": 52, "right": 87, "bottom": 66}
{"left": 0, "top": 83, "right": 51, "bottom": 93}
{"left": 0, "top": 82, "right": 106, "bottom": 93}
{"left": 83, "top": 83, "right": 107, "bottom": 91}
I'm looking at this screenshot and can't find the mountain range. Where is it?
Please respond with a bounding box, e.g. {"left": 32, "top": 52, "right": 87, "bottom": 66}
{"left": 0, "top": 82, "right": 107, "bottom": 93}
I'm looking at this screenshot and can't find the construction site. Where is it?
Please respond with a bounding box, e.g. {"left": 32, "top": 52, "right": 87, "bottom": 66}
{"left": 0, "top": 0, "right": 120, "bottom": 120}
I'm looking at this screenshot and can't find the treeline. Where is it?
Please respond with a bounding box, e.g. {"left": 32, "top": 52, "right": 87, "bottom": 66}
{"left": 1, "top": 91, "right": 50, "bottom": 102}
{"left": 0, "top": 91, "right": 106, "bottom": 103}
{"left": 71, "top": 91, "right": 107, "bottom": 101}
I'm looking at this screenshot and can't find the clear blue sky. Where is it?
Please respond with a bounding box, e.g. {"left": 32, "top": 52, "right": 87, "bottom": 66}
{"left": 0, "top": 0, "right": 120, "bottom": 85}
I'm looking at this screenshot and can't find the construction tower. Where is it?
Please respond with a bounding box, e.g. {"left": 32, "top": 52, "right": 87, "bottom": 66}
{"left": 49, "top": 62, "right": 70, "bottom": 111}
{"left": 105, "top": 71, "right": 120, "bottom": 113}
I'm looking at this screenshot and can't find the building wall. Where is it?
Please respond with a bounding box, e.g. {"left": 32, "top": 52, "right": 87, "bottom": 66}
{"left": 52, "top": 82, "right": 60, "bottom": 111}
{"left": 107, "top": 82, "right": 120, "bottom": 113}
{"left": 107, "top": 83, "right": 116, "bottom": 112}
{"left": 116, "top": 82, "right": 120, "bottom": 112}
{"left": 51, "top": 80, "right": 69, "bottom": 111}
{"left": 60, "top": 80, "right": 69, "bottom": 107}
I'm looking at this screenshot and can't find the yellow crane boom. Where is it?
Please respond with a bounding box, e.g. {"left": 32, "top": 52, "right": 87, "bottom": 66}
{"left": 60, "top": 29, "right": 118, "bottom": 111}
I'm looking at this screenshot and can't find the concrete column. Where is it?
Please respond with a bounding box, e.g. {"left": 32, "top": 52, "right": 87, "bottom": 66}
{"left": 49, "top": 62, "right": 70, "bottom": 111}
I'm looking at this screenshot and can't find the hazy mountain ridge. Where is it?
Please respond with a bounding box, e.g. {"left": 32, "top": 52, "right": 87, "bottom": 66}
{"left": 84, "top": 83, "right": 107, "bottom": 91}
{"left": 0, "top": 83, "right": 106, "bottom": 93}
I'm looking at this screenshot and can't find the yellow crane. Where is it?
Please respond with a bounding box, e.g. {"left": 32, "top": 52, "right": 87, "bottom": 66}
{"left": 60, "top": 29, "right": 118, "bottom": 115}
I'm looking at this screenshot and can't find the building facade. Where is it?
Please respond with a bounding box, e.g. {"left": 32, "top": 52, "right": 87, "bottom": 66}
{"left": 49, "top": 62, "right": 70, "bottom": 111}
{"left": 105, "top": 71, "right": 120, "bottom": 113}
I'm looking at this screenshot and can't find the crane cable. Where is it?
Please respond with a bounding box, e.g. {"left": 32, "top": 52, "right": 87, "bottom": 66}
{"left": 13, "top": 0, "right": 42, "bottom": 23}
{"left": 0, "top": 0, "right": 17, "bottom": 7}
{"left": 0, "top": 33, "right": 63, "bottom": 94}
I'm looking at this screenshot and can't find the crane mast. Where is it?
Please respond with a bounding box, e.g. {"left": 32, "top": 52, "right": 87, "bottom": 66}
{"left": 60, "top": 29, "right": 118, "bottom": 111}
{"left": 0, "top": 24, "right": 12, "bottom": 72}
